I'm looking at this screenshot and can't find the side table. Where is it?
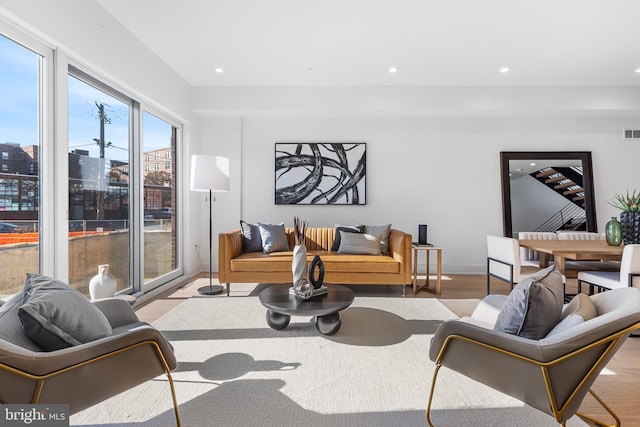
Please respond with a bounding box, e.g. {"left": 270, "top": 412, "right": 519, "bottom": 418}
{"left": 412, "top": 243, "right": 443, "bottom": 295}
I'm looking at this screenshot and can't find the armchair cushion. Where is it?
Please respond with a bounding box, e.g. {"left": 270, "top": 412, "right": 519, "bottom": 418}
{"left": 494, "top": 266, "right": 564, "bottom": 339}
{"left": 18, "top": 274, "right": 112, "bottom": 351}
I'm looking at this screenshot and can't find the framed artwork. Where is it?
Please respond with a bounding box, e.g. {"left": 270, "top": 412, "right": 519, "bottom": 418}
{"left": 275, "top": 143, "right": 366, "bottom": 205}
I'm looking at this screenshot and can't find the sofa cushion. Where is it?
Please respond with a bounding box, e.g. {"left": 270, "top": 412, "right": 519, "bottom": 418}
{"left": 546, "top": 293, "right": 597, "bottom": 337}
{"left": 258, "top": 223, "right": 290, "bottom": 253}
{"left": 338, "top": 232, "right": 381, "bottom": 255}
{"left": 493, "top": 266, "right": 564, "bottom": 339}
{"left": 240, "top": 220, "right": 262, "bottom": 253}
{"left": 330, "top": 224, "right": 364, "bottom": 251}
{"left": 18, "top": 273, "right": 113, "bottom": 351}
{"left": 230, "top": 251, "right": 400, "bottom": 274}
{"left": 363, "top": 224, "right": 392, "bottom": 254}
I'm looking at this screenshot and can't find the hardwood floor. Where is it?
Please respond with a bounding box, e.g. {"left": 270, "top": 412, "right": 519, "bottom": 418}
{"left": 134, "top": 273, "right": 640, "bottom": 426}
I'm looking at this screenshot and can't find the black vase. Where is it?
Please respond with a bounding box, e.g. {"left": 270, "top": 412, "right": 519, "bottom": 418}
{"left": 619, "top": 211, "right": 640, "bottom": 244}
{"left": 308, "top": 255, "right": 325, "bottom": 289}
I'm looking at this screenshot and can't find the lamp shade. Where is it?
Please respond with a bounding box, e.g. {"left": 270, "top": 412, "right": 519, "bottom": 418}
{"left": 190, "top": 155, "right": 230, "bottom": 192}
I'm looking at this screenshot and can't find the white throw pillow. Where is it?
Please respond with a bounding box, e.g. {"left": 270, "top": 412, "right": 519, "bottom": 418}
{"left": 337, "top": 232, "right": 381, "bottom": 255}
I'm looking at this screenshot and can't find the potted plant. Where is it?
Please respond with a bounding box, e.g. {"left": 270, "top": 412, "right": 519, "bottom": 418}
{"left": 608, "top": 190, "right": 640, "bottom": 244}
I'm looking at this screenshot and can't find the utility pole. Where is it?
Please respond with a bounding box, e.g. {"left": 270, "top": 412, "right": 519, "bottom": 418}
{"left": 95, "top": 102, "right": 109, "bottom": 221}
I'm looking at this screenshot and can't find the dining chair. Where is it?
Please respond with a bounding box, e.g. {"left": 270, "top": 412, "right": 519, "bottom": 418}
{"left": 556, "top": 231, "right": 621, "bottom": 276}
{"left": 518, "top": 231, "right": 558, "bottom": 266}
{"left": 556, "top": 231, "right": 604, "bottom": 240}
{"left": 577, "top": 244, "right": 640, "bottom": 294}
{"left": 486, "top": 235, "right": 546, "bottom": 294}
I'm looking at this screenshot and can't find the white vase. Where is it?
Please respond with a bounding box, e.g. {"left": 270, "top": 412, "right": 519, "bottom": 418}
{"left": 89, "top": 264, "right": 117, "bottom": 300}
{"left": 292, "top": 245, "right": 308, "bottom": 284}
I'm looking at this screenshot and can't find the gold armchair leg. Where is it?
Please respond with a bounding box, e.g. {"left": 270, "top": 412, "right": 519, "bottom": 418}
{"left": 425, "top": 363, "right": 442, "bottom": 427}
{"left": 166, "top": 372, "right": 181, "bottom": 426}
{"left": 575, "top": 389, "right": 620, "bottom": 427}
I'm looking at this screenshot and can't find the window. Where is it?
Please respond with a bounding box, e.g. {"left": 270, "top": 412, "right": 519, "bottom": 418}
{"left": 142, "top": 111, "right": 178, "bottom": 286}
{"left": 0, "top": 34, "right": 43, "bottom": 296}
{"left": 68, "top": 70, "right": 132, "bottom": 293}
{"left": 165, "top": 150, "right": 171, "bottom": 159}
{"left": 165, "top": 161, "right": 171, "bottom": 169}
{"left": 155, "top": 163, "right": 160, "bottom": 171}
{"left": 155, "top": 152, "right": 160, "bottom": 160}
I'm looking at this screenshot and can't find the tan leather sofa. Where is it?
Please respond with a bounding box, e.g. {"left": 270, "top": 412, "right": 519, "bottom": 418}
{"left": 219, "top": 227, "right": 412, "bottom": 296}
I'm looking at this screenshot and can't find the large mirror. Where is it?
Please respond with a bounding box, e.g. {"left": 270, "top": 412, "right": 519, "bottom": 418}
{"left": 500, "top": 151, "right": 597, "bottom": 237}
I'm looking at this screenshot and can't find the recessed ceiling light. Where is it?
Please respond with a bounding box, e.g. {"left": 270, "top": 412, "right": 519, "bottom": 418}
{"left": 530, "top": 162, "right": 536, "bottom": 166}
{"left": 636, "top": 67, "right": 640, "bottom": 74}
{"left": 215, "top": 68, "right": 224, "bottom": 73}
{"left": 389, "top": 67, "right": 399, "bottom": 73}
{"left": 500, "top": 67, "right": 510, "bottom": 73}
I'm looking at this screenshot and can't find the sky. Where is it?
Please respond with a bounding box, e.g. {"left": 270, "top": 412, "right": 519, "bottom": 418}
{"left": 1, "top": 34, "right": 172, "bottom": 166}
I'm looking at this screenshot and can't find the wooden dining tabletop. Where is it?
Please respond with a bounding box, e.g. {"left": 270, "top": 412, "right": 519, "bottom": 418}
{"left": 518, "top": 239, "right": 624, "bottom": 273}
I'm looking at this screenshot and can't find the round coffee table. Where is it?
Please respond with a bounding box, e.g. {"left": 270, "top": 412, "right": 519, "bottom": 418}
{"left": 258, "top": 284, "right": 354, "bottom": 335}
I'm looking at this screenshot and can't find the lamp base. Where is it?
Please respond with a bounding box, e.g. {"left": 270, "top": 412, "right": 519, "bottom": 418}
{"left": 197, "top": 284, "right": 224, "bottom": 295}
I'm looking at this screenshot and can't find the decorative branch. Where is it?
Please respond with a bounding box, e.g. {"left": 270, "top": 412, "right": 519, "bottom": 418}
{"left": 293, "top": 216, "right": 308, "bottom": 246}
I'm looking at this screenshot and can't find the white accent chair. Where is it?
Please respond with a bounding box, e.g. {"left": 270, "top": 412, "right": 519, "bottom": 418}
{"left": 577, "top": 244, "right": 640, "bottom": 294}
{"left": 518, "top": 231, "right": 557, "bottom": 267}
{"left": 427, "top": 287, "right": 640, "bottom": 427}
{"left": 486, "top": 235, "right": 546, "bottom": 294}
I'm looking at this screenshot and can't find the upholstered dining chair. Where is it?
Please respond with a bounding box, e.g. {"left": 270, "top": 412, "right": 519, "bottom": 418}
{"left": 0, "top": 274, "right": 180, "bottom": 425}
{"left": 486, "top": 235, "right": 546, "bottom": 294}
{"left": 427, "top": 287, "right": 640, "bottom": 427}
{"left": 577, "top": 244, "right": 640, "bottom": 294}
{"left": 518, "top": 231, "right": 558, "bottom": 266}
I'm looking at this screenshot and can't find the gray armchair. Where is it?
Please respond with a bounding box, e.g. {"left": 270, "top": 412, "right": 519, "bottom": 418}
{"left": 427, "top": 287, "right": 640, "bottom": 427}
{"left": 0, "top": 295, "right": 180, "bottom": 425}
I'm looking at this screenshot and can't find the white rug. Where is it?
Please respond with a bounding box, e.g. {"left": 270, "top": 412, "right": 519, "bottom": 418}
{"left": 71, "top": 296, "right": 588, "bottom": 426}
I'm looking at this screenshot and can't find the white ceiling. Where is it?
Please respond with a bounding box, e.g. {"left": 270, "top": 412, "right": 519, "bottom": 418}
{"left": 96, "top": 0, "right": 640, "bottom": 87}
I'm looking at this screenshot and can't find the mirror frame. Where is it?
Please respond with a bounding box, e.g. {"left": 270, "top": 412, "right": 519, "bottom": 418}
{"left": 500, "top": 151, "right": 597, "bottom": 237}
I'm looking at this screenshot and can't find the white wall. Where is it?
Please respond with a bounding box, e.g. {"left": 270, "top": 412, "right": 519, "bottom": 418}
{"left": 200, "top": 113, "right": 640, "bottom": 273}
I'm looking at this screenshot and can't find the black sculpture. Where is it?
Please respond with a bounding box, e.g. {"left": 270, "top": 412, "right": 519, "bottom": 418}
{"left": 309, "top": 255, "right": 325, "bottom": 289}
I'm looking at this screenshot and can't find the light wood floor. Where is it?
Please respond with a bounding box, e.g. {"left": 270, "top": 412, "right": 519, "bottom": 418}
{"left": 134, "top": 274, "right": 640, "bottom": 426}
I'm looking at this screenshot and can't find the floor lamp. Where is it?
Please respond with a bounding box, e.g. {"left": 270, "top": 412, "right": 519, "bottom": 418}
{"left": 190, "top": 155, "right": 230, "bottom": 295}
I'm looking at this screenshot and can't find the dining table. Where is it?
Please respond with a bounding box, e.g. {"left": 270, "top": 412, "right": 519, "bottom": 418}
{"left": 517, "top": 239, "right": 624, "bottom": 274}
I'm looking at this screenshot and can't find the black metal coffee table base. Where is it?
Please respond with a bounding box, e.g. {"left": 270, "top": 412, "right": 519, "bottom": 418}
{"left": 259, "top": 284, "right": 354, "bottom": 336}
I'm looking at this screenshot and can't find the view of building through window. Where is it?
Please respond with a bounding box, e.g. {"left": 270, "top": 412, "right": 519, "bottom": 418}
{"left": 0, "top": 34, "right": 41, "bottom": 297}
{"left": 1, "top": 31, "right": 180, "bottom": 298}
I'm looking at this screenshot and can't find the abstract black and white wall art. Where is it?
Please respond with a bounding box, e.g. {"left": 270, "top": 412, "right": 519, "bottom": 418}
{"left": 275, "top": 143, "right": 366, "bottom": 205}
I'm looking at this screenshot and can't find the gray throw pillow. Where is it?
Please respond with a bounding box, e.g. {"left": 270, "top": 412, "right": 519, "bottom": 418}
{"left": 18, "top": 273, "right": 113, "bottom": 351}
{"left": 493, "top": 266, "right": 564, "bottom": 340}
{"left": 331, "top": 224, "right": 364, "bottom": 251}
{"left": 240, "top": 220, "right": 262, "bottom": 253}
{"left": 258, "top": 223, "right": 290, "bottom": 253}
{"left": 545, "top": 293, "right": 597, "bottom": 337}
{"left": 0, "top": 291, "right": 44, "bottom": 351}
{"left": 337, "top": 232, "right": 382, "bottom": 255}
{"left": 363, "top": 224, "right": 392, "bottom": 254}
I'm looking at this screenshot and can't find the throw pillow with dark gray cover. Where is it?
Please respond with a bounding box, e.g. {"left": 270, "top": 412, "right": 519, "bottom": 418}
{"left": 493, "top": 266, "right": 564, "bottom": 340}
{"left": 240, "top": 220, "right": 262, "bottom": 253}
{"left": 331, "top": 224, "right": 364, "bottom": 251}
{"left": 18, "top": 273, "right": 113, "bottom": 351}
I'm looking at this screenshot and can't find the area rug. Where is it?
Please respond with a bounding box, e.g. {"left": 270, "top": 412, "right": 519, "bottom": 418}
{"left": 71, "top": 296, "right": 588, "bottom": 426}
